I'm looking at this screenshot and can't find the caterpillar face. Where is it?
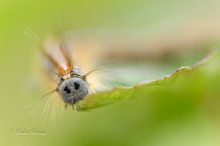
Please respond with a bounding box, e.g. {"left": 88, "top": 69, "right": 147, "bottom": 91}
{"left": 58, "top": 77, "right": 88, "bottom": 104}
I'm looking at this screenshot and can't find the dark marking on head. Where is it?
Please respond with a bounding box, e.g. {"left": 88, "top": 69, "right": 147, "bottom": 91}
{"left": 64, "top": 86, "right": 71, "bottom": 93}
{"left": 74, "top": 82, "right": 80, "bottom": 90}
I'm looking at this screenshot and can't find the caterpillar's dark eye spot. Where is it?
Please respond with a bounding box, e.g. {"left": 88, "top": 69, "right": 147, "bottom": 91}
{"left": 64, "top": 86, "right": 71, "bottom": 93}
{"left": 74, "top": 82, "right": 80, "bottom": 90}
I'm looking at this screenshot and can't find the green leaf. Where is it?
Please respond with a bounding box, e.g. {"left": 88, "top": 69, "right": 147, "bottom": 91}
{"left": 79, "top": 53, "right": 214, "bottom": 111}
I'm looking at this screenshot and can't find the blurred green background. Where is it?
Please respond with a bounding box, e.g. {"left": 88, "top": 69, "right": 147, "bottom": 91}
{"left": 1, "top": 0, "right": 220, "bottom": 146}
